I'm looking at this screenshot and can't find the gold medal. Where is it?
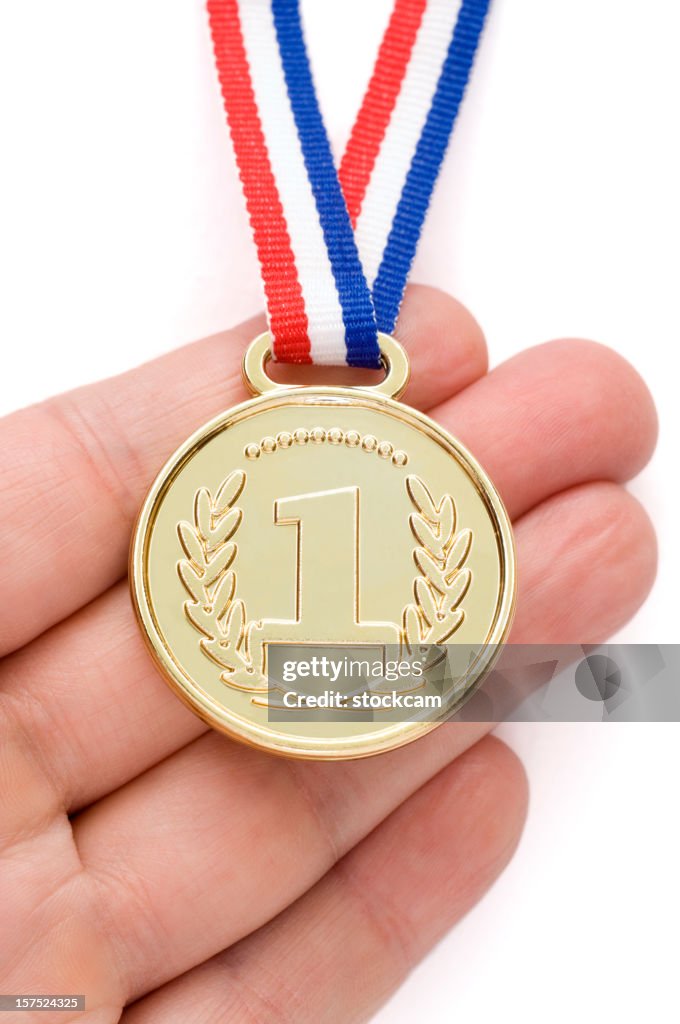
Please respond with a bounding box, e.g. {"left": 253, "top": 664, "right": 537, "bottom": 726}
{"left": 134, "top": 0, "right": 512, "bottom": 758}
{"left": 130, "top": 334, "right": 515, "bottom": 759}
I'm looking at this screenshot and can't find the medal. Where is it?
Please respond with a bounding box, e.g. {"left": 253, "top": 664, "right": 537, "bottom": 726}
{"left": 131, "top": 0, "right": 515, "bottom": 759}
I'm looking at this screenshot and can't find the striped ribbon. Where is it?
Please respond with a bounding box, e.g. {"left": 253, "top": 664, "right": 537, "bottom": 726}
{"left": 208, "top": 0, "right": 490, "bottom": 366}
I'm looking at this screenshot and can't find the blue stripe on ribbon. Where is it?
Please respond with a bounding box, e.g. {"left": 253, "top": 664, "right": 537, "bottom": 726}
{"left": 372, "top": 0, "right": 491, "bottom": 334}
{"left": 271, "top": 0, "right": 381, "bottom": 368}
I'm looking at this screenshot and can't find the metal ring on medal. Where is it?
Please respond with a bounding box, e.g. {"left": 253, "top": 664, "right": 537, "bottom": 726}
{"left": 131, "top": 340, "right": 515, "bottom": 759}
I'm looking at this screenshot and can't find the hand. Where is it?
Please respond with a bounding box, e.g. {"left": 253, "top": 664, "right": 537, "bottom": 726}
{"left": 0, "top": 287, "right": 657, "bottom": 1023}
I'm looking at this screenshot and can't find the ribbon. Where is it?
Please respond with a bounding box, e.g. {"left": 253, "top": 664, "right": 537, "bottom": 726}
{"left": 208, "top": 0, "right": 490, "bottom": 366}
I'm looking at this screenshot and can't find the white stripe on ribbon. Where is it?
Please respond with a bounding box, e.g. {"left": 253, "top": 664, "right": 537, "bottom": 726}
{"left": 353, "top": 0, "right": 464, "bottom": 288}
{"left": 238, "top": 0, "right": 347, "bottom": 363}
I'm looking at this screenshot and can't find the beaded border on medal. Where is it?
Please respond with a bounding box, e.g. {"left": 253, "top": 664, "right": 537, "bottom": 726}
{"left": 244, "top": 428, "right": 408, "bottom": 467}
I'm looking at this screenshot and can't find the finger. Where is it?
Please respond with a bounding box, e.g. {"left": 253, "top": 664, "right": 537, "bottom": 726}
{"left": 430, "top": 337, "right": 658, "bottom": 519}
{"left": 511, "top": 481, "right": 657, "bottom": 643}
{"left": 442, "top": 481, "right": 657, "bottom": 722}
{"left": 74, "top": 722, "right": 491, "bottom": 1000}
{"left": 0, "top": 287, "right": 486, "bottom": 657}
{"left": 0, "top": 479, "right": 656, "bottom": 814}
{"left": 121, "top": 736, "right": 527, "bottom": 1023}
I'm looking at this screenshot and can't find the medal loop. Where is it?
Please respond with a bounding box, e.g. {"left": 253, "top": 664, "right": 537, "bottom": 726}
{"left": 242, "top": 331, "right": 410, "bottom": 400}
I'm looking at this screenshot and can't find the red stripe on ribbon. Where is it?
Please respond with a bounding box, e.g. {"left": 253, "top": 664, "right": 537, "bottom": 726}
{"left": 207, "top": 0, "right": 311, "bottom": 362}
{"left": 338, "top": 0, "right": 426, "bottom": 226}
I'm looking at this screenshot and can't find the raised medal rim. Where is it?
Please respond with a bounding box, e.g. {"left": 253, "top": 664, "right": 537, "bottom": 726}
{"left": 129, "top": 386, "right": 516, "bottom": 760}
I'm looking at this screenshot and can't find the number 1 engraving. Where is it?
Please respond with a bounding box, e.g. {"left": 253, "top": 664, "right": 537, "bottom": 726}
{"left": 263, "top": 487, "right": 400, "bottom": 644}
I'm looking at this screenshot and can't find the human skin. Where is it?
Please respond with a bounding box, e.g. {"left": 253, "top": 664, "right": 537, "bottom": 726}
{"left": 0, "top": 286, "right": 658, "bottom": 1022}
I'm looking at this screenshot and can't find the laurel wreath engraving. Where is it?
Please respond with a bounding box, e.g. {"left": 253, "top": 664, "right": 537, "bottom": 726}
{"left": 177, "top": 469, "right": 267, "bottom": 692}
{"left": 178, "top": 469, "right": 471, "bottom": 694}
{"left": 401, "top": 475, "right": 472, "bottom": 648}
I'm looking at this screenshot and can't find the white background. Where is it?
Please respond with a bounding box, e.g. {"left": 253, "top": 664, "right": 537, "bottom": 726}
{"left": 1, "top": 1, "right": 678, "bottom": 1020}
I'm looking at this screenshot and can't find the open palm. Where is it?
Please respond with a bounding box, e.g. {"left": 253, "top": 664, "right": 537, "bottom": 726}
{"left": 0, "top": 287, "right": 657, "bottom": 1022}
